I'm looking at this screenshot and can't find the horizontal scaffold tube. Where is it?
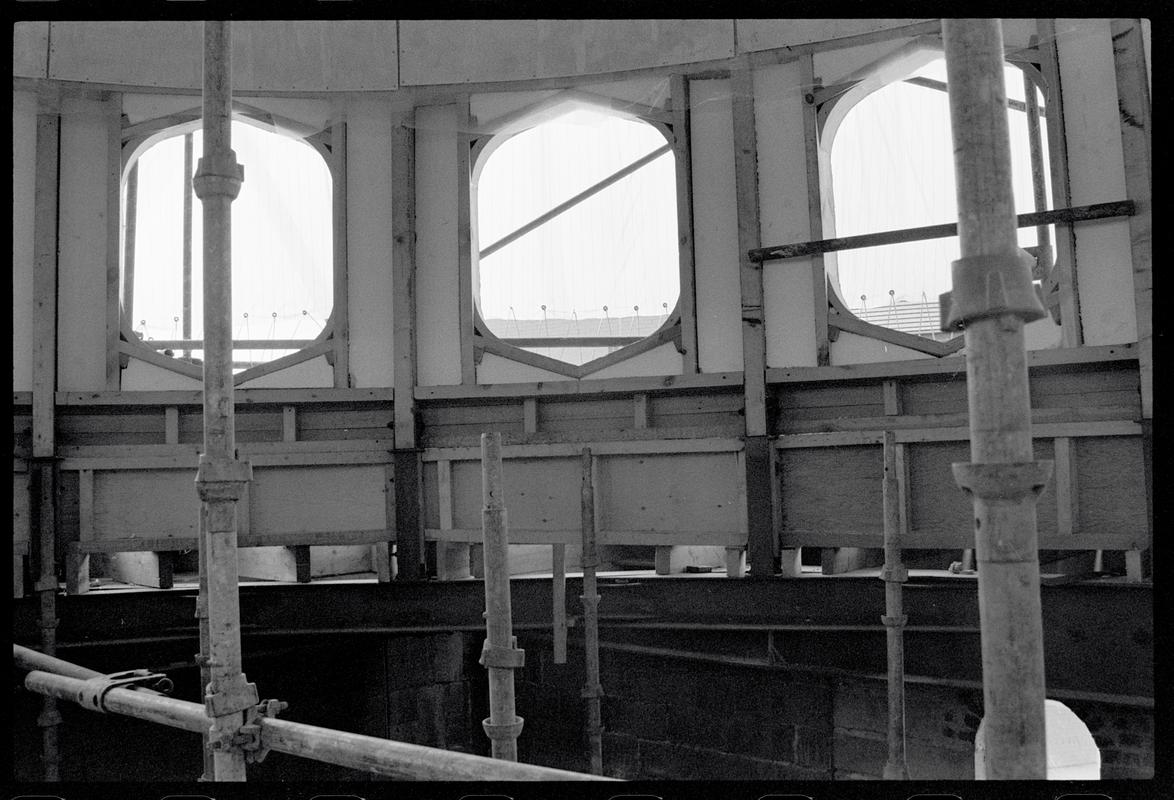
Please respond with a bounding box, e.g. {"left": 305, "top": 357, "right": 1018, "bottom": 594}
{"left": 16, "top": 652, "right": 613, "bottom": 782}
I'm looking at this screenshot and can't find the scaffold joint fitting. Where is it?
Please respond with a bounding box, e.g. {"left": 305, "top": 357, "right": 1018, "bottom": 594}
{"left": 581, "top": 683, "right": 605, "bottom": 700}
{"left": 952, "top": 460, "right": 1054, "bottom": 502}
{"left": 230, "top": 698, "right": 287, "bottom": 763}
{"left": 195, "top": 456, "right": 253, "bottom": 502}
{"left": 192, "top": 153, "right": 244, "bottom": 201}
{"left": 881, "top": 614, "right": 908, "bottom": 628}
{"left": 479, "top": 639, "right": 525, "bottom": 669}
{"left": 78, "top": 669, "right": 174, "bottom": 713}
{"left": 939, "top": 249, "right": 1048, "bottom": 331}
{"left": 880, "top": 564, "right": 908, "bottom": 583}
{"left": 205, "top": 673, "right": 259, "bottom": 718}
{"left": 481, "top": 715, "right": 525, "bottom": 741}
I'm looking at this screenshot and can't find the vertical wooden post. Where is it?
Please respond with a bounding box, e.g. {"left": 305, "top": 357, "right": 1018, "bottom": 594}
{"left": 552, "top": 543, "right": 567, "bottom": 664}
{"left": 390, "top": 116, "right": 420, "bottom": 582}
{"left": 191, "top": 21, "right": 258, "bottom": 782}
{"left": 182, "top": 133, "right": 194, "bottom": 357}
{"left": 457, "top": 95, "right": 476, "bottom": 385}
{"left": 1111, "top": 18, "right": 1152, "bottom": 581}
{"left": 331, "top": 111, "right": 350, "bottom": 388}
{"left": 124, "top": 161, "right": 139, "bottom": 329}
{"left": 732, "top": 60, "right": 775, "bottom": 579}
{"left": 580, "top": 448, "right": 604, "bottom": 774}
{"left": 881, "top": 431, "right": 909, "bottom": 779}
{"left": 943, "top": 19, "right": 1050, "bottom": 779}
{"left": 800, "top": 54, "right": 831, "bottom": 366}
{"left": 670, "top": 74, "right": 699, "bottom": 373}
{"left": 479, "top": 433, "right": 524, "bottom": 761}
{"left": 105, "top": 94, "right": 123, "bottom": 390}
{"left": 32, "top": 89, "right": 62, "bottom": 782}
{"left": 1036, "top": 18, "right": 1082, "bottom": 345}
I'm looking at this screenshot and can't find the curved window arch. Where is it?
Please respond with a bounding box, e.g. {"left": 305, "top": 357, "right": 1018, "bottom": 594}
{"left": 821, "top": 52, "right": 1054, "bottom": 344}
{"left": 471, "top": 101, "right": 680, "bottom": 369}
{"left": 121, "top": 117, "right": 334, "bottom": 375}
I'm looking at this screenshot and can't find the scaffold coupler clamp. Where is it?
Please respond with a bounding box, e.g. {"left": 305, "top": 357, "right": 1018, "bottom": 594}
{"left": 939, "top": 248, "right": 1048, "bottom": 332}
{"left": 195, "top": 455, "right": 252, "bottom": 503}
{"left": 192, "top": 152, "right": 244, "bottom": 201}
{"left": 479, "top": 635, "right": 525, "bottom": 671}
{"left": 206, "top": 674, "right": 261, "bottom": 751}
{"left": 879, "top": 564, "right": 908, "bottom": 584}
{"left": 232, "top": 698, "right": 288, "bottom": 763}
{"left": 77, "top": 669, "right": 174, "bottom": 713}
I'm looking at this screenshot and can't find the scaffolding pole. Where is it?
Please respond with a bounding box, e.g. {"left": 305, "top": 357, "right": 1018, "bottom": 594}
{"left": 880, "top": 431, "right": 909, "bottom": 780}
{"left": 580, "top": 448, "right": 604, "bottom": 775}
{"left": 15, "top": 647, "right": 612, "bottom": 782}
{"left": 191, "top": 20, "right": 258, "bottom": 782}
{"left": 941, "top": 19, "right": 1051, "bottom": 779}
{"left": 479, "top": 432, "right": 525, "bottom": 761}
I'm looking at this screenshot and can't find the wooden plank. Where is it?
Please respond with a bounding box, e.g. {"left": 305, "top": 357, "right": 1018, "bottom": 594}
{"left": 393, "top": 450, "right": 424, "bottom": 579}
{"left": 671, "top": 74, "right": 699, "bottom": 373}
{"left": 732, "top": 60, "right": 767, "bottom": 439}
{"left": 882, "top": 380, "right": 901, "bottom": 416}
{"left": 55, "top": 387, "right": 395, "bottom": 406}
{"left": 552, "top": 543, "right": 567, "bottom": 662}
{"left": 164, "top": 406, "right": 180, "bottom": 445}
{"left": 1053, "top": 437, "right": 1078, "bottom": 536}
{"left": 632, "top": 394, "right": 648, "bottom": 429}
{"left": 456, "top": 95, "right": 475, "bottom": 384}
{"left": 415, "top": 370, "right": 743, "bottom": 400}
{"left": 108, "top": 551, "right": 175, "bottom": 589}
{"left": 232, "top": 339, "right": 334, "bottom": 386}
{"left": 106, "top": 95, "right": 122, "bottom": 390}
{"left": 426, "top": 527, "right": 746, "bottom": 547}
{"left": 423, "top": 437, "right": 744, "bottom": 462}
{"left": 332, "top": 116, "right": 350, "bottom": 388}
{"left": 32, "top": 99, "right": 59, "bottom": 459}
{"left": 1111, "top": 19, "right": 1152, "bottom": 423}
{"left": 1036, "top": 18, "right": 1082, "bottom": 345}
{"left": 375, "top": 463, "right": 397, "bottom": 582}
{"left": 780, "top": 405, "right": 1139, "bottom": 435}
{"left": 743, "top": 436, "right": 775, "bottom": 576}
{"left": 767, "top": 343, "right": 1136, "bottom": 383}
{"left": 800, "top": 55, "right": 830, "bottom": 365}
{"left": 775, "top": 431, "right": 887, "bottom": 448}
{"left": 78, "top": 469, "right": 95, "bottom": 543}
{"left": 778, "top": 530, "right": 1142, "bottom": 551}
{"left": 523, "top": 398, "right": 538, "bottom": 434}
{"left": 282, "top": 406, "right": 297, "bottom": 443}
{"left": 65, "top": 543, "right": 90, "bottom": 595}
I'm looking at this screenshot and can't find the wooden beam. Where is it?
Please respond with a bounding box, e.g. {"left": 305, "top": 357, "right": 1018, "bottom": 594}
{"left": 69, "top": 469, "right": 94, "bottom": 595}
{"left": 1111, "top": 18, "right": 1152, "bottom": 424}
{"left": 106, "top": 94, "right": 122, "bottom": 390}
{"left": 164, "top": 406, "right": 180, "bottom": 445}
{"left": 523, "top": 398, "right": 538, "bottom": 434}
{"left": 671, "top": 74, "right": 699, "bottom": 373}
{"left": 108, "top": 551, "right": 175, "bottom": 589}
{"left": 393, "top": 449, "right": 424, "bottom": 580}
{"left": 800, "top": 55, "right": 830, "bottom": 365}
{"left": 32, "top": 97, "right": 59, "bottom": 461}
{"left": 331, "top": 114, "right": 350, "bottom": 388}
{"left": 632, "top": 394, "right": 649, "bottom": 429}
{"left": 415, "top": 369, "right": 742, "bottom": 401}
{"left": 282, "top": 405, "right": 297, "bottom": 443}
{"left": 1036, "top": 18, "right": 1082, "bottom": 345}
{"left": 456, "top": 95, "right": 476, "bottom": 385}
{"left": 391, "top": 120, "right": 418, "bottom": 449}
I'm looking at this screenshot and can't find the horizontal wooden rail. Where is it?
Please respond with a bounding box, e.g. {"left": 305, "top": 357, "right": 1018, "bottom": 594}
{"left": 15, "top": 646, "right": 610, "bottom": 781}
{"left": 425, "top": 527, "right": 746, "bottom": 547}
{"left": 749, "top": 200, "right": 1135, "bottom": 262}
{"left": 501, "top": 335, "right": 642, "bottom": 348}
{"left": 423, "top": 436, "right": 743, "bottom": 462}
{"left": 139, "top": 339, "right": 317, "bottom": 350}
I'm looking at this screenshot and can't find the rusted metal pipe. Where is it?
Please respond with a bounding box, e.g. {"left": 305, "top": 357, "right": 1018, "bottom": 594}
{"left": 479, "top": 432, "right": 524, "bottom": 761}
{"left": 19, "top": 665, "right": 612, "bottom": 781}
{"left": 880, "top": 431, "right": 909, "bottom": 780}
{"left": 580, "top": 448, "right": 604, "bottom": 775}
{"left": 191, "top": 20, "right": 258, "bottom": 782}
{"left": 942, "top": 19, "right": 1050, "bottom": 779}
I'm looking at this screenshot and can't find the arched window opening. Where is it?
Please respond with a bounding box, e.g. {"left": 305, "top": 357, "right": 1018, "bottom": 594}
{"left": 122, "top": 119, "right": 333, "bottom": 372}
{"left": 473, "top": 105, "right": 679, "bottom": 367}
{"left": 827, "top": 57, "right": 1053, "bottom": 341}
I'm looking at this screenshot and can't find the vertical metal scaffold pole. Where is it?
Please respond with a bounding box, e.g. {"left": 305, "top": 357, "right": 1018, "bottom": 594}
{"left": 192, "top": 20, "right": 258, "bottom": 782}
{"left": 941, "top": 19, "right": 1051, "bottom": 780}
{"left": 479, "top": 433, "right": 525, "bottom": 761}
{"left": 580, "top": 448, "right": 604, "bottom": 775}
{"left": 880, "top": 431, "right": 909, "bottom": 780}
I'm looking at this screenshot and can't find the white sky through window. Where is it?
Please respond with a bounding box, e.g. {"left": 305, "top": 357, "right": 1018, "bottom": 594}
{"left": 830, "top": 59, "right": 1052, "bottom": 328}
{"left": 475, "top": 107, "right": 679, "bottom": 364}
{"left": 126, "top": 121, "right": 333, "bottom": 366}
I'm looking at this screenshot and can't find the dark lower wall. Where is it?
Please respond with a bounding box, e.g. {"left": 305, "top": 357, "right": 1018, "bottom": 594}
{"left": 512, "top": 633, "right": 1154, "bottom": 781}
{"left": 12, "top": 630, "right": 1153, "bottom": 781}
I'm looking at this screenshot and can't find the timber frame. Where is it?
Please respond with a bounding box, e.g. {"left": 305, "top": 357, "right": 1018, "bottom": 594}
{"left": 11, "top": 19, "right": 1151, "bottom": 597}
